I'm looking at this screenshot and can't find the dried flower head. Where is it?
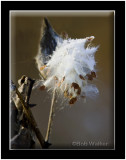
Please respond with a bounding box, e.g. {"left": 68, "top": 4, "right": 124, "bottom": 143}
{"left": 35, "top": 18, "right": 99, "bottom": 104}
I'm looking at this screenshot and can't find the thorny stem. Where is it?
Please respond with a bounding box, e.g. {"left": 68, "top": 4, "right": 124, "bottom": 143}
{"left": 45, "top": 88, "right": 56, "bottom": 142}
{"left": 11, "top": 81, "right": 45, "bottom": 148}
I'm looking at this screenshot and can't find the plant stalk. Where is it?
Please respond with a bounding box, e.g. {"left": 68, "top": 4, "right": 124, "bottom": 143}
{"left": 45, "top": 88, "right": 56, "bottom": 142}
{"left": 12, "top": 81, "right": 45, "bottom": 148}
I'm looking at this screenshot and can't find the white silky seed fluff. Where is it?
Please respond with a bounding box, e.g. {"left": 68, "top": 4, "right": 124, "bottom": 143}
{"left": 36, "top": 36, "right": 99, "bottom": 103}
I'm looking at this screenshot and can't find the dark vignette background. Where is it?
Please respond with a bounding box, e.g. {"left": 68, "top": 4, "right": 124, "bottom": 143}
{"left": 10, "top": 11, "right": 114, "bottom": 149}
{"left": 1, "top": 0, "right": 125, "bottom": 159}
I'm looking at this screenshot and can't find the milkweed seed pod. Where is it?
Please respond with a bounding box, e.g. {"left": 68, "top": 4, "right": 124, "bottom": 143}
{"left": 35, "top": 18, "right": 99, "bottom": 104}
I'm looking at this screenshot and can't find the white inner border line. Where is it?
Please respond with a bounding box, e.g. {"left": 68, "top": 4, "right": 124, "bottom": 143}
{"left": 9, "top": 10, "right": 115, "bottom": 150}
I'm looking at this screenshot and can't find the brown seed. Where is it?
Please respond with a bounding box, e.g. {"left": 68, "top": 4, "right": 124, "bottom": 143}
{"left": 71, "top": 82, "right": 81, "bottom": 95}
{"left": 69, "top": 97, "right": 77, "bottom": 105}
{"left": 79, "top": 75, "right": 85, "bottom": 80}
{"left": 77, "top": 87, "right": 81, "bottom": 95}
{"left": 40, "top": 65, "right": 46, "bottom": 71}
{"left": 91, "top": 71, "right": 96, "bottom": 78}
{"left": 71, "top": 82, "right": 79, "bottom": 89}
{"left": 86, "top": 74, "right": 93, "bottom": 80}
{"left": 39, "top": 85, "right": 46, "bottom": 90}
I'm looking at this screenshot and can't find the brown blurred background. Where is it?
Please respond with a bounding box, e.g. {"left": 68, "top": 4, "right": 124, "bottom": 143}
{"left": 10, "top": 11, "right": 114, "bottom": 149}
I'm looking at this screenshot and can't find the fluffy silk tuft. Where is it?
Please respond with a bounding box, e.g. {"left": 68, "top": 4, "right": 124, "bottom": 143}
{"left": 36, "top": 36, "right": 99, "bottom": 104}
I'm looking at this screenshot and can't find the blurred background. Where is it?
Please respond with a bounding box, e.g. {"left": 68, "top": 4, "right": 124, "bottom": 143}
{"left": 10, "top": 11, "right": 114, "bottom": 149}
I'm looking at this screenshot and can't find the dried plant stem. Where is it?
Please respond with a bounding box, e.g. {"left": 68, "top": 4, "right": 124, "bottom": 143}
{"left": 40, "top": 71, "right": 46, "bottom": 80}
{"left": 13, "top": 82, "right": 45, "bottom": 148}
{"left": 45, "top": 88, "right": 56, "bottom": 142}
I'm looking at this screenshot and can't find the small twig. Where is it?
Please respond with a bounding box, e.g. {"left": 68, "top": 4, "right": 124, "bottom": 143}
{"left": 11, "top": 81, "right": 45, "bottom": 148}
{"left": 45, "top": 88, "right": 56, "bottom": 142}
{"left": 25, "top": 78, "right": 35, "bottom": 105}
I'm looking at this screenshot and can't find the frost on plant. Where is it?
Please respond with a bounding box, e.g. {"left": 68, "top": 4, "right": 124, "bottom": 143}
{"left": 35, "top": 18, "right": 99, "bottom": 104}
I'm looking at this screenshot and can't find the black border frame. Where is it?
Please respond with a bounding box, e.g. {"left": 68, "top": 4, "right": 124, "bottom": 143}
{"left": 1, "top": 1, "right": 125, "bottom": 159}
